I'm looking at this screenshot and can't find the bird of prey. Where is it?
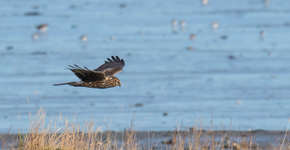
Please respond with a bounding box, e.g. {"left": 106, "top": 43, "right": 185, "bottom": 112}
{"left": 54, "top": 56, "right": 125, "bottom": 89}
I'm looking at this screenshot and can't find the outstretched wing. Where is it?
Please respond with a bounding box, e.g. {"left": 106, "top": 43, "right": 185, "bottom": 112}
{"left": 68, "top": 64, "right": 106, "bottom": 82}
{"left": 93, "top": 56, "right": 125, "bottom": 76}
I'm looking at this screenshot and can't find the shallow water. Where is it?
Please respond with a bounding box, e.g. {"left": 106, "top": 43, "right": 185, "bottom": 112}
{"left": 1, "top": 0, "right": 290, "bottom": 133}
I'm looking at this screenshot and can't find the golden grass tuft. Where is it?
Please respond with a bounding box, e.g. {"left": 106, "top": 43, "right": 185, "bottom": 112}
{"left": 1, "top": 107, "right": 139, "bottom": 150}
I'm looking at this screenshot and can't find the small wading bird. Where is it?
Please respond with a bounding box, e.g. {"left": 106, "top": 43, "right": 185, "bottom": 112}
{"left": 36, "top": 24, "right": 48, "bottom": 32}
{"left": 80, "top": 35, "right": 88, "bottom": 42}
{"left": 179, "top": 21, "right": 186, "bottom": 27}
{"left": 54, "top": 56, "right": 125, "bottom": 89}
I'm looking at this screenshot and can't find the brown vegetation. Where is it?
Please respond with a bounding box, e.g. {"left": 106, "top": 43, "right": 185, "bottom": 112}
{"left": 0, "top": 107, "right": 289, "bottom": 150}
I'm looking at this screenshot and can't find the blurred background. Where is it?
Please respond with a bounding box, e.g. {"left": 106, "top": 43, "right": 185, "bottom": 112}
{"left": 1, "top": 0, "right": 290, "bottom": 133}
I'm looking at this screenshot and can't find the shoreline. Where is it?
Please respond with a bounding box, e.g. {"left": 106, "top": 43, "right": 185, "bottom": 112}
{"left": 1, "top": 130, "right": 288, "bottom": 149}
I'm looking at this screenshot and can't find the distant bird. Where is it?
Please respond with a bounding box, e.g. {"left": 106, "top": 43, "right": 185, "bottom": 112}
{"left": 110, "top": 36, "right": 115, "bottom": 40}
{"left": 228, "top": 55, "right": 235, "bottom": 59}
{"left": 202, "top": 0, "right": 209, "bottom": 5}
{"left": 260, "top": 30, "right": 266, "bottom": 37}
{"left": 171, "top": 19, "right": 177, "bottom": 26}
{"left": 32, "top": 33, "right": 39, "bottom": 40}
{"left": 36, "top": 24, "right": 48, "bottom": 32}
{"left": 187, "top": 46, "right": 194, "bottom": 50}
{"left": 220, "top": 35, "right": 227, "bottom": 40}
{"left": 54, "top": 56, "right": 125, "bottom": 89}
{"left": 190, "top": 34, "right": 196, "bottom": 40}
{"left": 138, "top": 31, "right": 145, "bottom": 35}
{"left": 179, "top": 21, "right": 186, "bottom": 27}
{"left": 260, "top": 30, "right": 266, "bottom": 41}
{"left": 211, "top": 22, "right": 219, "bottom": 29}
{"left": 264, "top": 0, "right": 270, "bottom": 5}
{"left": 80, "top": 35, "right": 88, "bottom": 41}
{"left": 171, "top": 19, "right": 178, "bottom": 33}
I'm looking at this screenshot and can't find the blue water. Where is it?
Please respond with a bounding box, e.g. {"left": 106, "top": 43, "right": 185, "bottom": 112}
{"left": 1, "top": 0, "right": 290, "bottom": 133}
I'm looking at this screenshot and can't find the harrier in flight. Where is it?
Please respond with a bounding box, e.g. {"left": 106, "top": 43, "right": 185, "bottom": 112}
{"left": 54, "top": 56, "right": 125, "bottom": 89}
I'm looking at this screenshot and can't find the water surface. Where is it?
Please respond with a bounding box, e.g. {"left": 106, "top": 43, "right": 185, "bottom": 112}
{"left": 1, "top": 0, "right": 290, "bottom": 133}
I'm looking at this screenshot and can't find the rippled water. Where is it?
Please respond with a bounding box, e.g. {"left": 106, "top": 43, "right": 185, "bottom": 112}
{"left": 1, "top": 0, "right": 290, "bottom": 133}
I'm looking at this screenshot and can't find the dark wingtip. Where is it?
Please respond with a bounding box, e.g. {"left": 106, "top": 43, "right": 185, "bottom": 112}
{"left": 53, "top": 83, "right": 62, "bottom": 86}
{"left": 74, "top": 64, "right": 82, "bottom": 68}
{"left": 111, "top": 56, "right": 117, "bottom": 61}
{"left": 68, "top": 65, "right": 76, "bottom": 70}
{"left": 106, "top": 55, "right": 125, "bottom": 65}
{"left": 121, "top": 58, "right": 125, "bottom": 66}
{"left": 107, "top": 58, "right": 113, "bottom": 62}
{"left": 84, "top": 66, "right": 90, "bottom": 70}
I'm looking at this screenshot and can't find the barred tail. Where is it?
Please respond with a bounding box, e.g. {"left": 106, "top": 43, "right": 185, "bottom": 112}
{"left": 53, "top": 82, "right": 77, "bottom": 86}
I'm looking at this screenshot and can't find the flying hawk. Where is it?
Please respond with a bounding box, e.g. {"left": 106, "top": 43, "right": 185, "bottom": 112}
{"left": 54, "top": 56, "right": 125, "bottom": 89}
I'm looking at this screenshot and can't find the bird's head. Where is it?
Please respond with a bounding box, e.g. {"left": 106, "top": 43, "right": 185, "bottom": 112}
{"left": 117, "top": 80, "right": 121, "bottom": 87}
{"left": 114, "top": 77, "right": 121, "bottom": 87}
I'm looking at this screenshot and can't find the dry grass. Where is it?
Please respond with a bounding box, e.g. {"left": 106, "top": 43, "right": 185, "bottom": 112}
{"left": 0, "top": 107, "right": 290, "bottom": 150}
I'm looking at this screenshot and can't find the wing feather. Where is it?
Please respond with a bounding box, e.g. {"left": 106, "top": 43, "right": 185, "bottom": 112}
{"left": 68, "top": 65, "right": 106, "bottom": 82}
{"left": 107, "top": 58, "right": 113, "bottom": 62}
{"left": 93, "top": 56, "right": 125, "bottom": 76}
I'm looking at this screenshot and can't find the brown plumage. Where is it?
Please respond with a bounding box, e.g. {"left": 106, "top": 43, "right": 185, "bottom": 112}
{"left": 54, "top": 56, "right": 125, "bottom": 89}
{"left": 36, "top": 24, "right": 48, "bottom": 32}
{"left": 37, "top": 24, "right": 47, "bottom": 29}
